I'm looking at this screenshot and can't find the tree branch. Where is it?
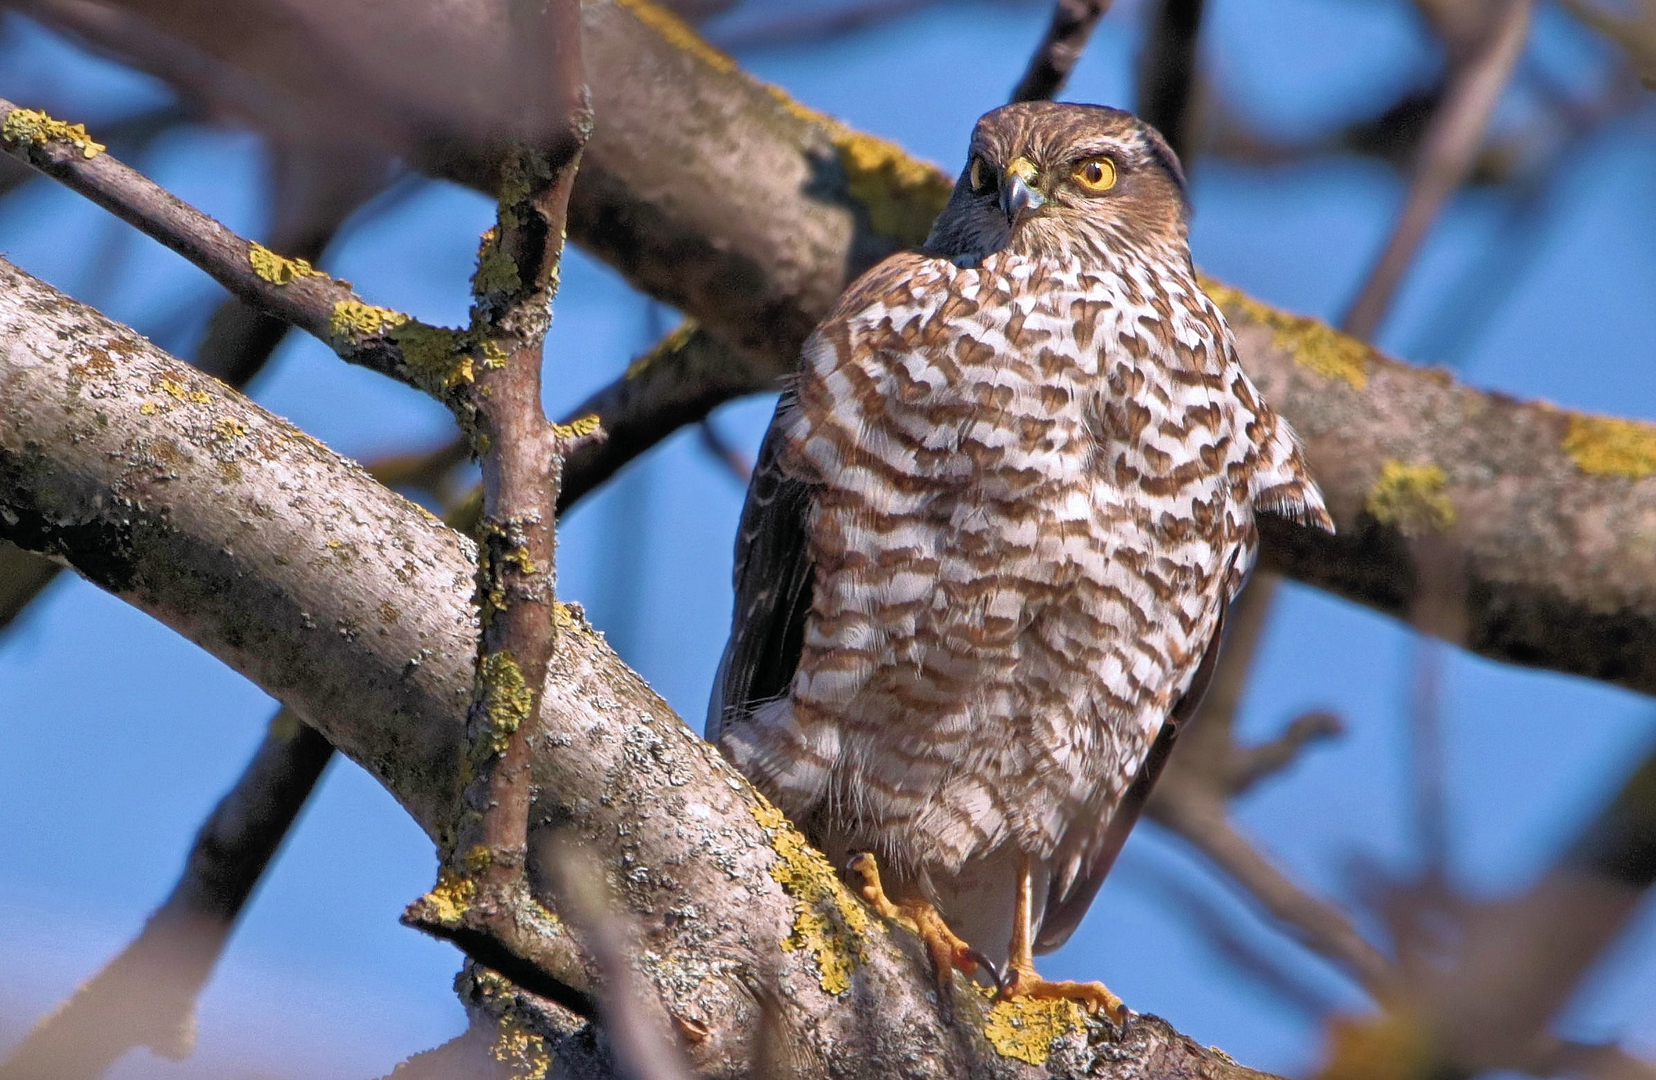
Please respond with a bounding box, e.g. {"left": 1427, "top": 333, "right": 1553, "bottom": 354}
{"left": 0, "top": 256, "right": 1272, "bottom": 1079}
{"left": 1010, "top": 0, "right": 1113, "bottom": 104}
{"left": 1340, "top": 0, "right": 1534, "bottom": 340}
{"left": 1136, "top": 0, "right": 1206, "bottom": 163}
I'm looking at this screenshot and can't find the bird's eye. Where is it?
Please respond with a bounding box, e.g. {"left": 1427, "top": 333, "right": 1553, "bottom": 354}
{"left": 1072, "top": 155, "right": 1117, "bottom": 193}
{"left": 969, "top": 156, "right": 998, "bottom": 194}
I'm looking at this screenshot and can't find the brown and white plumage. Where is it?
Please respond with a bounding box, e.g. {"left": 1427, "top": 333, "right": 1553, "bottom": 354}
{"left": 709, "top": 102, "right": 1331, "bottom": 983}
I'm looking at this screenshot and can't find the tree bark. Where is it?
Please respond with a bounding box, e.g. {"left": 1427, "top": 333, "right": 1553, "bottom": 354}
{"left": 0, "top": 257, "right": 1276, "bottom": 1078}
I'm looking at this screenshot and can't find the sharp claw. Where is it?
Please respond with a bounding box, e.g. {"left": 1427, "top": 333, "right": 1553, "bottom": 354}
{"left": 963, "top": 947, "right": 1004, "bottom": 992}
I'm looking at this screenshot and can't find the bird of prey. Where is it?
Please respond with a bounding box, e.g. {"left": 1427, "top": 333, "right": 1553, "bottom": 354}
{"left": 708, "top": 101, "right": 1332, "bottom": 1017}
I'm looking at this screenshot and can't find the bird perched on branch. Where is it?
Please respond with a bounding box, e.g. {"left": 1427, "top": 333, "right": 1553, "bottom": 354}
{"left": 708, "top": 101, "right": 1332, "bottom": 1018}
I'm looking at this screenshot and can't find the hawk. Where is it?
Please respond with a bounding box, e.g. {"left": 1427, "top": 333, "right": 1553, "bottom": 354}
{"left": 708, "top": 101, "right": 1332, "bottom": 1017}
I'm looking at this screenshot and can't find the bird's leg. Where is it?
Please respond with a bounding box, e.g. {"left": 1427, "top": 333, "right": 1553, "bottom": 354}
{"left": 847, "top": 852, "right": 984, "bottom": 987}
{"left": 998, "top": 852, "right": 1127, "bottom": 1022}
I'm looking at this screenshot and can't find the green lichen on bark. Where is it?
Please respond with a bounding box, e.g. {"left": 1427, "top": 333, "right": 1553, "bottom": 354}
{"left": 1, "top": 106, "right": 105, "bottom": 158}
{"left": 1562, "top": 414, "right": 1656, "bottom": 478}
{"left": 472, "top": 650, "right": 533, "bottom": 764}
{"left": 247, "top": 242, "right": 324, "bottom": 285}
{"left": 1366, "top": 460, "right": 1456, "bottom": 535}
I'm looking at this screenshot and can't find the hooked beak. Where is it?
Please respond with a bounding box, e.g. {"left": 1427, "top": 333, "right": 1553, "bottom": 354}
{"left": 1000, "top": 156, "right": 1045, "bottom": 226}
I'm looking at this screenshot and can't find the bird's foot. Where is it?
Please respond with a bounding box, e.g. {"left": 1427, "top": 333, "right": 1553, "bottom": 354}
{"left": 998, "top": 965, "right": 1127, "bottom": 1023}
{"left": 846, "top": 852, "right": 995, "bottom": 988}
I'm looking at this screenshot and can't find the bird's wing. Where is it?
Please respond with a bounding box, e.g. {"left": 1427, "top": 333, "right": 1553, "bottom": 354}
{"left": 1033, "top": 558, "right": 1233, "bottom": 955}
{"left": 705, "top": 391, "right": 817, "bottom": 743}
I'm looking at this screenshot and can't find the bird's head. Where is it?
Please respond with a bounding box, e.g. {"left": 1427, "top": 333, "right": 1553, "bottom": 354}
{"left": 924, "top": 102, "right": 1190, "bottom": 267}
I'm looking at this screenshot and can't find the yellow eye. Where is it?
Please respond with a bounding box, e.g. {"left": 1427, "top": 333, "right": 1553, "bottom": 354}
{"left": 1072, "top": 156, "right": 1116, "bottom": 192}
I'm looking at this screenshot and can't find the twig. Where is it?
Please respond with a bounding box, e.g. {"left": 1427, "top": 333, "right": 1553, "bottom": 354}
{"left": 558, "top": 323, "right": 768, "bottom": 512}
{"left": 696, "top": 418, "right": 752, "bottom": 484}
{"left": 1010, "top": 0, "right": 1113, "bottom": 103}
{"left": 1136, "top": 0, "right": 1206, "bottom": 162}
{"left": 0, "top": 136, "right": 391, "bottom": 636}
{"left": 541, "top": 836, "right": 695, "bottom": 1080}
{"left": 0, "top": 710, "right": 333, "bottom": 1080}
{"left": 0, "top": 96, "right": 478, "bottom": 407}
{"left": 401, "top": 0, "right": 604, "bottom": 1012}
{"left": 1147, "top": 577, "right": 1394, "bottom": 993}
{"left": 1340, "top": 0, "right": 1534, "bottom": 340}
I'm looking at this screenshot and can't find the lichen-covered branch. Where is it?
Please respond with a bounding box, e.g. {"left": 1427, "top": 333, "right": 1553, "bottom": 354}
{"left": 402, "top": 0, "right": 607, "bottom": 1005}
{"left": 0, "top": 259, "right": 1275, "bottom": 1079}
{"left": 0, "top": 96, "right": 487, "bottom": 411}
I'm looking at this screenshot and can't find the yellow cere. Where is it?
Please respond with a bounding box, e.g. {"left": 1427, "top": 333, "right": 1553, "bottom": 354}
{"left": 1, "top": 106, "right": 105, "bottom": 159}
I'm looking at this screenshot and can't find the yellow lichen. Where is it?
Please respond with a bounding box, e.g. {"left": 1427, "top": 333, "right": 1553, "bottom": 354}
{"left": 464, "top": 843, "right": 493, "bottom": 876}
{"left": 247, "top": 242, "right": 324, "bottom": 285}
{"left": 551, "top": 413, "right": 603, "bottom": 441}
{"left": 983, "top": 997, "right": 1084, "bottom": 1065}
{"left": 751, "top": 800, "right": 869, "bottom": 994}
{"left": 268, "top": 710, "right": 303, "bottom": 741}
{"left": 419, "top": 867, "right": 477, "bottom": 925}
{"left": 1318, "top": 1010, "right": 1433, "bottom": 1080}
{"left": 1562, "top": 414, "right": 1656, "bottom": 478}
{"left": 1200, "top": 276, "right": 1369, "bottom": 390}
{"left": 211, "top": 417, "right": 248, "bottom": 440}
{"left": 617, "top": 0, "right": 738, "bottom": 73}
{"left": 157, "top": 377, "right": 209, "bottom": 405}
{"left": 491, "top": 1014, "right": 552, "bottom": 1080}
{"left": 388, "top": 320, "right": 476, "bottom": 392}
{"left": 764, "top": 84, "right": 953, "bottom": 247}
{"left": 472, "top": 234, "right": 522, "bottom": 298}
{"left": 330, "top": 299, "right": 408, "bottom": 341}
{"left": 1366, "top": 460, "right": 1456, "bottom": 535}
{"left": 1, "top": 106, "right": 105, "bottom": 158}
{"left": 474, "top": 650, "right": 533, "bottom": 760}
{"left": 625, "top": 320, "right": 700, "bottom": 380}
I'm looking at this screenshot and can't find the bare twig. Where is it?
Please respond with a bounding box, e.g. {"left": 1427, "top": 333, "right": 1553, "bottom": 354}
{"left": 1559, "top": 0, "right": 1656, "bottom": 87}
{"left": 696, "top": 419, "right": 752, "bottom": 484}
{"left": 1011, "top": 0, "right": 1113, "bottom": 103}
{"left": 0, "top": 710, "right": 333, "bottom": 1080}
{"left": 1136, "top": 0, "right": 1206, "bottom": 162}
{"left": 541, "top": 837, "right": 694, "bottom": 1080}
{"left": 1340, "top": 0, "right": 1534, "bottom": 340}
{"left": 1147, "top": 578, "right": 1395, "bottom": 993}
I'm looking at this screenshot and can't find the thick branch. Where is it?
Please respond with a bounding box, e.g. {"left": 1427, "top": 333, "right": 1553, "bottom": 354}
{"left": 0, "top": 259, "right": 1271, "bottom": 1079}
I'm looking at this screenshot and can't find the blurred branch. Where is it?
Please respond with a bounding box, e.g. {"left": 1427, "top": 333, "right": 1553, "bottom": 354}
{"left": 0, "top": 710, "right": 333, "bottom": 1080}
{"left": 1010, "top": 0, "right": 1112, "bottom": 103}
{"left": 1560, "top": 0, "right": 1656, "bottom": 87}
{"left": 710, "top": 0, "right": 946, "bottom": 51}
{"left": 1341, "top": 0, "right": 1533, "bottom": 340}
{"left": 1148, "top": 577, "right": 1394, "bottom": 993}
{"left": 543, "top": 837, "right": 695, "bottom": 1080}
{"left": 1322, "top": 742, "right": 1656, "bottom": 1079}
{"left": 697, "top": 418, "right": 752, "bottom": 484}
{"left": 1136, "top": 0, "right": 1205, "bottom": 162}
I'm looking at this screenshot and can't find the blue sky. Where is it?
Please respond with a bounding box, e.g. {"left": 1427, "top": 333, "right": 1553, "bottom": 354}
{"left": 2, "top": 1, "right": 1655, "bottom": 1075}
